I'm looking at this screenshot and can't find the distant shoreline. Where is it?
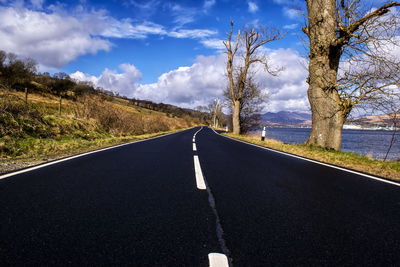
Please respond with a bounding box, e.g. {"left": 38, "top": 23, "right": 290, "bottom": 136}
{"left": 257, "top": 125, "right": 399, "bottom": 131}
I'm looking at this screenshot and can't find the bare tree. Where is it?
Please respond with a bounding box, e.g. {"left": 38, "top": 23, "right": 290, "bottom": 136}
{"left": 208, "top": 98, "right": 224, "bottom": 128}
{"left": 302, "top": 0, "right": 400, "bottom": 150}
{"left": 223, "top": 21, "right": 284, "bottom": 134}
{"left": 224, "top": 73, "right": 266, "bottom": 133}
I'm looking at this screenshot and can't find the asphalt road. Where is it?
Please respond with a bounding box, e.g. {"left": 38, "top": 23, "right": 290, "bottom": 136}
{"left": 1, "top": 126, "right": 400, "bottom": 266}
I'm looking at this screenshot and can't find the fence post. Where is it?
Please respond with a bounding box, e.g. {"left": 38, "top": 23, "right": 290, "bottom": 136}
{"left": 59, "top": 95, "right": 62, "bottom": 116}
{"left": 25, "top": 87, "right": 28, "bottom": 104}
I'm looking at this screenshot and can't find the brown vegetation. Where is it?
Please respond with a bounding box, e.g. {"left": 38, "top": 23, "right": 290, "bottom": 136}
{"left": 0, "top": 88, "right": 199, "bottom": 161}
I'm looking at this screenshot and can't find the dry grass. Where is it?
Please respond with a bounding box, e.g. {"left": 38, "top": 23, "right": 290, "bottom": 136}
{"left": 0, "top": 89, "right": 199, "bottom": 162}
{"left": 224, "top": 133, "right": 400, "bottom": 181}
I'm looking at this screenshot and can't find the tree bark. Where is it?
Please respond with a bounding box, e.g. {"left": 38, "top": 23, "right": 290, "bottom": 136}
{"left": 232, "top": 100, "right": 241, "bottom": 134}
{"left": 305, "top": 0, "right": 345, "bottom": 150}
{"left": 307, "top": 85, "right": 346, "bottom": 150}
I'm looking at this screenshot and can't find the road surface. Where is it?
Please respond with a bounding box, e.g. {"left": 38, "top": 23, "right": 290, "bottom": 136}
{"left": 1, "top": 126, "right": 400, "bottom": 266}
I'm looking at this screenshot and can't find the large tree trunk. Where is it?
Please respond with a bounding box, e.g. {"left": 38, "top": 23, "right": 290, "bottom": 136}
{"left": 306, "top": 84, "right": 346, "bottom": 150}
{"left": 305, "top": 0, "right": 345, "bottom": 151}
{"left": 232, "top": 100, "right": 241, "bottom": 134}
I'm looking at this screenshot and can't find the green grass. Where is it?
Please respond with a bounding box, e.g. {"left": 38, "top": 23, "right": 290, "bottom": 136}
{"left": 224, "top": 133, "right": 400, "bottom": 181}
{"left": 0, "top": 128, "right": 187, "bottom": 163}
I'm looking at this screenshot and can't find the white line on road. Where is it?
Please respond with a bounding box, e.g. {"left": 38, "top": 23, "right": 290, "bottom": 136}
{"left": 0, "top": 128, "right": 195, "bottom": 180}
{"left": 208, "top": 253, "right": 229, "bottom": 267}
{"left": 211, "top": 127, "right": 400, "bottom": 187}
{"left": 193, "top": 143, "right": 197, "bottom": 151}
{"left": 193, "top": 127, "right": 203, "bottom": 138}
{"left": 193, "top": 155, "right": 206, "bottom": 190}
{"left": 192, "top": 126, "right": 203, "bottom": 145}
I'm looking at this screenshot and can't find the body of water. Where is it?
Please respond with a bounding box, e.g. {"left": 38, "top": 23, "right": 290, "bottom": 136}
{"left": 254, "top": 128, "right": 400, "bottom": 160}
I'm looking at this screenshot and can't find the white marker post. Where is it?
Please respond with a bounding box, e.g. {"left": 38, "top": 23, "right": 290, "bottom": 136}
{"left": 261, "top": 126, "right": 266, "bottom": 141}
{"left": 225, "top": 126, "right": 228, "bottom": 132}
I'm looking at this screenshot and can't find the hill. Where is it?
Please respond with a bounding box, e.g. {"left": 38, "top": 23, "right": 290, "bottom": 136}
{"left": 0, "top": 87, "right": 207, "bottom": 172}
{"left": 347, "top": 113, "right": 400, "bottom": 129}
{"left": 260, "top": 111, "right": 399, "bottom": 129}
{"left": 0, "top": 49, "right": 209, "bottom": 167}
{"left": 260, "top": 111, "right": 311, "bottom": 127}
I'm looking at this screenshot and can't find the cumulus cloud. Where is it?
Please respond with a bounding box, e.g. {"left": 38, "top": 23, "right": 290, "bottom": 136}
{"left": 248, "top": 1, "right": 259, "bottom": 13}
{"left": 71, "top": 64, "right": 142, "bottom": 97}
{"left": 0, "top": 6, "right": 112, "bottom": 68}
{"left": 0, "top": 4, "right": 218, "bottom": 69}
{"left": 135, "top": 54, "right": 226, "bottom": 107}
{"left": 71, "top": 49, "right": 309, "bottom": 112}
{"left": 253, "top": 48, "right": 309, "bottom": 112}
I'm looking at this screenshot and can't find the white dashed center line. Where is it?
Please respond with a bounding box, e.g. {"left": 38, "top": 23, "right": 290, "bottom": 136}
{"left": 193, "top": 155, "right": 206, "bottom": 190}
{"left": 192, "top": 127, "right": 230, "bottom": 265}
{"left": 208, "top": 253, "right": 229, "bottom": 267}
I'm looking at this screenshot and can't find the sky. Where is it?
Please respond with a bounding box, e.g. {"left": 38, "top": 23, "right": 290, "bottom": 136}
{"left": 0, "top": 0, "right": 311, "bottom": 112}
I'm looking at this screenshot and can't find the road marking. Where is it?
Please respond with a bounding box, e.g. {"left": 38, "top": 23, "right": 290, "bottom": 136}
{"left": 0, "top": 128, "right": 195, "bottom": 180}
{"left": 193, "top": 155, "right": 206, "bottom": 190}
{"left": 193, "top": 126, "right": 203, "bottom": 138}
{"left": 208, "top": 253, "right": 229, "bottom": 267}
{"left": 211, "top": 128, "right": 400, "bottom": 187}
{"left": 192, "top": 126, "right": 203, "bottom": 144}
{"left": 193, "top": 143, "right": 197, "bottom": 151}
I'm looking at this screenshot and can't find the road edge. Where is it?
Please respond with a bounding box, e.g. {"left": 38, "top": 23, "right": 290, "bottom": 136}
{"left": 210, "top": 128, "right": 400, "bottom": 187}
{"left": 0, "top": 127, "right": 197, "bottom": 180}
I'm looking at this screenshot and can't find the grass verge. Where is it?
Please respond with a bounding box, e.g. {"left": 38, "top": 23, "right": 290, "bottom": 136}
{"left": 0, "top": 128, "right": 189, "bottom": 175}
{"left": 223, "top": 133, "right": 400, "bottom": 181}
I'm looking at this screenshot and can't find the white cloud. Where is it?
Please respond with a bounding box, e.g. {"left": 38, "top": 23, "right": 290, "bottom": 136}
{"left": 169, "top": 3, "right": 196, "bottom": 26}
{"left": 168, "top": 29, "right": 217, "bottom": 39}
{"left": 101, "top": 19, "right": 167, "bottom": 39}
{"left": 30, "top": 0, "right": 44, "bottom": 9}
{"left": 203, "top": 0, "right": 216, "bottom": 10}
{"left": 201, "top": 39, "right": 225, "bottom": 50}
{"left": 253, "top": 48, "right": 309, "bottom": 112}
{"left": 283, "top": 7, "right": 302, "bottom": 20}
{"left": 135, "top": 54, "right": 226, "bottom": 107}
{"left": 71, "top": 64, "right": 142, "bottom": 97}
{"left": 0, "top": 6, "right": 112, "bottom": 68}
{"left": 0, "top": 4, "right": 219, "bottom": 69}
{"left": 70, "top": 71, "right": 99, "bottom": 85}
{"left": 283, "top": 23, "right": 298, "bottom": 30}
{"left": 71, "top": 49, "right": 309, "bottom": 112}
{"left": 248, "top": 1, "right": 259, "bottom": 13}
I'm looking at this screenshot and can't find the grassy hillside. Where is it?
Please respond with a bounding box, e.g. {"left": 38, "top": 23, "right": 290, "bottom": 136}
{"left": 0, "top": 89, "right": 202, "bottom": 168}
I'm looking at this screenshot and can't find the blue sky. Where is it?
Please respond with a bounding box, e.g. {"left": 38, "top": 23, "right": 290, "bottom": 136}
{"left": 60, "top": 0, "right": 304, "bottom": 83}
{"left": 0, "top": 0, "right": 310, "bottom": 112}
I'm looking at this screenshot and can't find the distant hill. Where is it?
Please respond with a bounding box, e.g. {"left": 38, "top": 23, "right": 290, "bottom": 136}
{"left": 260, "top": 111, "right": 311, "bottom": 126}
{"left": 260, "top": 111, "right": 399, "bottom": 128}
{"left": 347, "top": 113, "right": 400, "bottom": 128}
